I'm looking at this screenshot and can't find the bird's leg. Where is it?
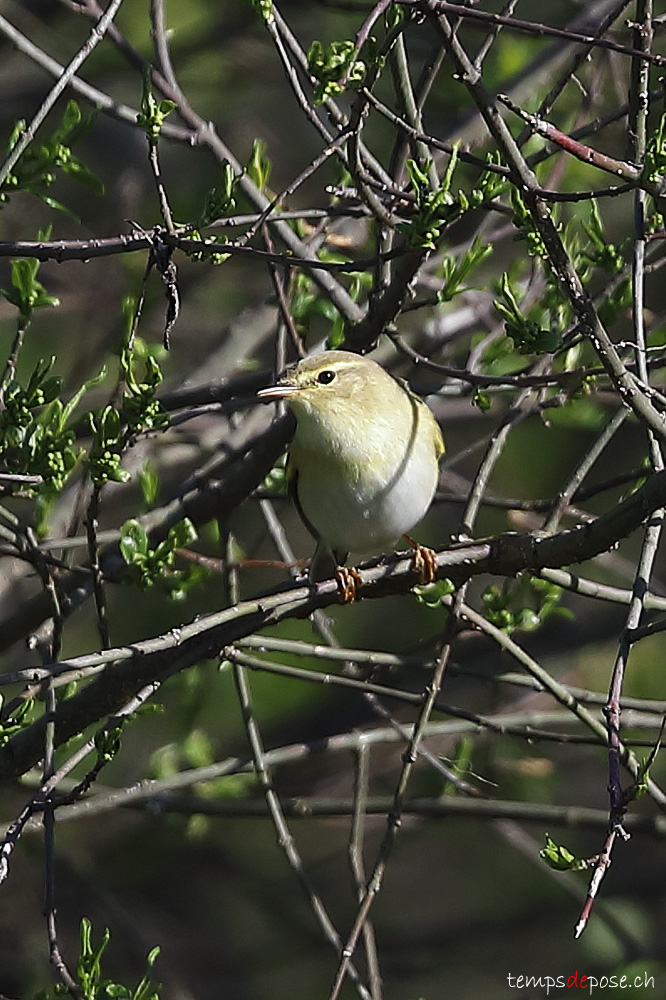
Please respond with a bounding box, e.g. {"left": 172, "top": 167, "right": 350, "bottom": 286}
{"left": 310, "top": 543, "right": 362, "bottom": 603}
{"left": 403, "top": 534, "right": 438, "bottom": 585}
{"left": 335, "top": 566, "right": 364, "bottom": 604}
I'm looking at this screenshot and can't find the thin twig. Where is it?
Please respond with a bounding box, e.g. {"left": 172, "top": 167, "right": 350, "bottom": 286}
{"left": 0, "top": 0, "right": 126, "bottom": 188}
{"left": 230, "top": 654, "right": 372, "bottom": 1000}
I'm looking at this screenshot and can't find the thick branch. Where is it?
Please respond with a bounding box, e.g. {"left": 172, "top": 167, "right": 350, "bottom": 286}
{"left": 0, "top": 416, "right": 292, "bottom": 653}
{"left": 2, "top": 466, "right": 666, "bottom": 783}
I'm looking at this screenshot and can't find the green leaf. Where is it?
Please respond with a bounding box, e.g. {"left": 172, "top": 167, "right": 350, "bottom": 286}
{"left": 401, "top": 146, "right": 494, "bottom": 250}
{"left": 246, "top": 138, "right": 271, "bottom": 192}
{"left": 472, "top": 389, "right": 492, "bottom": 412}
{"left": 645, "top": 112, "right": 666, "bottom": 182}
{"left": 495, "top": 273, "right": 560, "bottom": 355}
{"left": 0, "top": 697, "right": 35, "bottom": 747}
{"left": 88, "top": 405, "right": 131, "bottom": 486}
{"left": 199, "top": 161, "right": 238, "bottom": 225}
{"left": 60, "top": 155, "right": 105, "bottom": 195}
{"left": 119, "top": 517, "right": 202, "bottom": 596}
{"left": 510, "top": 187, "right": 548, "bottom": 258}
{"left": 94, "top": 725, "right": 124, "bottom": 763}
{"left": 1, "top": 256, "right": 59, "bottom": 318}
{"left": 166, "top": 518, "right": 197, "bottom": 549}
{"left": 120, "top": 519, "right": 149, "bottom": 564}
{"left": 540, "top": 834, "right": 587, "bottom": 872}
{"left": 0, "top": 356, "right": 99, "bottom": 497}
{"left": 307, "top": 38, "right": 365, "bottom": 103}
{"left": 139, "top": 461, "right": 160, "bottom": 507}
{"left": 1, "top": 103, "right": 102, "bottom": 215}
{"left": 242, "top": 0, "right": 274, "bottom": 21}
{"left": 443, "top": 736, "right": 474, "bottom": 796}
{"left": 137, "top": 70, "right": 176, "bottom": 139}
{"left": 413, "top": 578, "right": 455, "bottom": 607}
{"left": 405, "top": 158, "right": 430, "bottom": 194}
{"left": 51, "top": 99, "right": 81, "bottom": 143}
{"left": 183, "top": 728, "right": 214, "bottom": 769}
{"left": 438, "top": 237, "right": 493, "bottom": 302}
{"left": 120, "top": 332, "right": 168, "bottom": 434}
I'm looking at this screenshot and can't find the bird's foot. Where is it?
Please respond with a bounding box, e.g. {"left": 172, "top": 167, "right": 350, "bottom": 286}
{"left": 335, "top": 566, "right": 364, "bottom": 603}
{"left": 403, "top": 535, "right": 438, "bottom": 585}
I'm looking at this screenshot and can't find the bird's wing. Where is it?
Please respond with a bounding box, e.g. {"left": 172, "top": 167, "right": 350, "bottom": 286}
{"left": 414, "top": 393, "right": 444, "bottom": 460}
{"left": 287, "top": 460, "right": 321, "bottom": 543}
{"left": 432, "top": 416, "right": 445, "bottom": 459}
{"left": 399, "top": 376, "right": 445, "bottom": 460}
{"left": 287, "top": 459, "right": 347, "bottom": 577}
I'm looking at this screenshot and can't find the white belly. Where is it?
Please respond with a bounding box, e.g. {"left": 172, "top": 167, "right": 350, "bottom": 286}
{"left": 295, "top": 435, "right": 439, "bottom": 555}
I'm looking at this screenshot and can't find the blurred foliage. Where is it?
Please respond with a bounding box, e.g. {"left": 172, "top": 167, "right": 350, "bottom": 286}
{"left": 0, "top": 100, "right": 103, "bottom": 217}
{"left": 34, "top": 919, "right": 161, "bottom": 1000}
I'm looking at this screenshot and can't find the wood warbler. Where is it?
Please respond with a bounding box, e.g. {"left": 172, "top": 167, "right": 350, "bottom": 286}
{"left": 258, "top": 350, "right": 444, "bottom": 596}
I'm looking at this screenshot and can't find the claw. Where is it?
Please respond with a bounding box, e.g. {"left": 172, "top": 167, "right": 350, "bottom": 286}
{"left": 403, "top": 535, "right": 437, "bottom": 585}
{"left": 335, "top": 566, "right": 364, "bottom": 603}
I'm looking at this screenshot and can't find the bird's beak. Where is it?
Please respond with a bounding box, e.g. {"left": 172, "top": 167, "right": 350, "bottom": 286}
{"left": 257, "top": 383, "right": 299, "bottom": 401}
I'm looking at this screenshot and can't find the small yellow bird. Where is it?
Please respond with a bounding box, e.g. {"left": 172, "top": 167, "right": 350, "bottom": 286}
{"left": 258, "top": 350, "right": 444, "bottom": 597}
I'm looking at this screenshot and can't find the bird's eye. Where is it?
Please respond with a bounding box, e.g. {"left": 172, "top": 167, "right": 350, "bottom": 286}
{"left": 317, "top": 369, "right": 336, "bottom": 385}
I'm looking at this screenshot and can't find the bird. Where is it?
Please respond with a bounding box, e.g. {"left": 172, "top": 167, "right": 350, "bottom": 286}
{"left": 257, "top": 350, "right": 444, "bottom": 600}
